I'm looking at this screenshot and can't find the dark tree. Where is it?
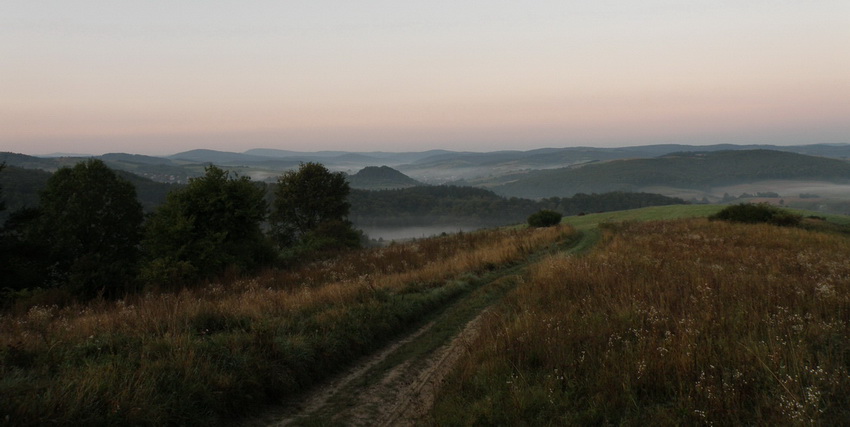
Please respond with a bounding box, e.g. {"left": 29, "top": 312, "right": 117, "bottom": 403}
{"left": 0, "top": 208, "right": 52, "bottom": 296}
{"left": 709, "top": 203, "right": 801, "bottom": 227}
{"left": 142, "top": 165, "right": 273, "bottom": 286}
{"left": 0, "top": 162, "right": 5, "bottom": 214}
{"left": 527, "top": 209, "right": 563, "bottom": 228}
{"left": 271, "top": 162, "right": 357, "bottom": 249}
{"left": 35, "top": 159, "right": 144, "bottom": 297}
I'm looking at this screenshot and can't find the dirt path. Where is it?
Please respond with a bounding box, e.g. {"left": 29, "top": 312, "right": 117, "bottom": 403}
{"left": 243, "top": 230, "right": 588, "bottom": 426}
{"left": 346, "top": 310, "right": 488, "bottom": 426}
{"left": 241, "top": 295, "right": 496, "bottom": 427}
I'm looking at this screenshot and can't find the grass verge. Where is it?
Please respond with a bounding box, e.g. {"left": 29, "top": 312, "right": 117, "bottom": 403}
{"left": 432, "top": 215, "right": 850, "bottom": 425}
{"left": 0, "top": 225, "right": 573, "bottom": 426}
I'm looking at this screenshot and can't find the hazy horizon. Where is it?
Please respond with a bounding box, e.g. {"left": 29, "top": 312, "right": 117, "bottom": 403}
{"left": 8, "top": 141, "right": 850, "bottom": 159}
{"left": 3, "top": 1, "right": 849, "bottom": 156}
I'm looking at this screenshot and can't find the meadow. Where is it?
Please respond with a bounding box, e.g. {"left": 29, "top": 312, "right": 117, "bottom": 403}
{"left": 0, "top": 225, "right": 571, "bottom": 425}
{"left": 432, "top": 214, "right": 850, "bottom": 424}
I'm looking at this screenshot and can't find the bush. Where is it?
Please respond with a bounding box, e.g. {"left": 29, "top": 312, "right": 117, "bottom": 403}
{"left": 709, "top": 203, "right": 801, "bottom": 226}
{"left": 527, "top": 209, "right": 563, "bottom": 227}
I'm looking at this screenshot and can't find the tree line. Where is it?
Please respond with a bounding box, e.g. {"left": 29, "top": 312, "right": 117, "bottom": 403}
{"left": 0, "top": 160, "right": 358, "bottom": 303}
{"left": 1, "top": 160, "right": 689, "bottom": 303}
{"left": 349, "top": 186, "right": 687, "bottom": 227}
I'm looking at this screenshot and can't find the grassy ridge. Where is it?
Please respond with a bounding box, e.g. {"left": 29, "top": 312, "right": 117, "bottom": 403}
{"left": 0, "top": 226, "right": 573, "bottom": 425}
{"left": 432, "top": 215, "right": 850, "bottom": 424}
{"left": 564, "top": 204, "right": 724, "bottom": 230}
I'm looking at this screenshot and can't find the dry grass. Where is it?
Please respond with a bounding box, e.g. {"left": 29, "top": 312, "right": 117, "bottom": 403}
{"left": 0, "top": 225, "right": 571, "bottom": 425}
{"left": 433, "top": 219, "right": 850, "bottom": 425}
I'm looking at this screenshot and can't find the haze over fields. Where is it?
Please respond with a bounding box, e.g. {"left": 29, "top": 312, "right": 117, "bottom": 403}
{"left": 2, "top": 1, "right": 849, "bottom": 156}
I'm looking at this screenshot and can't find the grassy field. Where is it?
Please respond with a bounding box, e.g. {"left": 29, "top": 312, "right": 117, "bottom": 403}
{"left": 0, "top": 226, "right": 573, "bottom": 425}
{"left": 4, "top": 202, "right": 847, "bottom": 425}
{"left": 432, "top": 208, "right": 850, "bottom": 424}
{"left": 564, "top": 204, "right": 725, "bottom": 230}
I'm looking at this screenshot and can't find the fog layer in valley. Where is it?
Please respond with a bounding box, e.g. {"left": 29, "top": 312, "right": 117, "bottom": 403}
{"left": 358, "top": 225, "right": 482, "bottom": 242}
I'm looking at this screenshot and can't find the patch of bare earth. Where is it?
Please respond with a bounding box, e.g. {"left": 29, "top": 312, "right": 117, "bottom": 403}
{"left": 349, "top": 311, "right": 487, "bottom": 426}
{"left": 245, "top": 311, "right": 488, "bottom": 426}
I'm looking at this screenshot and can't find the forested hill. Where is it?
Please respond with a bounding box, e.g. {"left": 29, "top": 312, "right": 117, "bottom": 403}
{"left": 1, "top": 159, "right": 686, "bottom": 228}
{"left": 346, "top": 166, "right": 422, "bottom": 190}
{"left": 493, "top": 150, "right": 850, "bottom": 198}
{"left": 0, "top": 164, "right": 177, "bottom": 216}
{"left": 0, "top": 166, "right": 50, "bottom": 216}
{"left": 0, "top": 151, "right": 200, "bottom": 183}
{"left": 348, "top": 186, "right": 687, "bottom": 227}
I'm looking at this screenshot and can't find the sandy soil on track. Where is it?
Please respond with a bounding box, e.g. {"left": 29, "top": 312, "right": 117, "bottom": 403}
{"left": 244, "top": 310, "right": 487, "bottom": 426}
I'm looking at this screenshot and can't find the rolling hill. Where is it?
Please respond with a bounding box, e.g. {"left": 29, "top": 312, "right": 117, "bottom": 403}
{"left": 346, "top": 166, "right": 422, "bottom": 190}
{"left": 492, "top": 150, "right": 850, "bottom": 198}
{"left": 397, "top": 144, "right": 850, "bottom": 183}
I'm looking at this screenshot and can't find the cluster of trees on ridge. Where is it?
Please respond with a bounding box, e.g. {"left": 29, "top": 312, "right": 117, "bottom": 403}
{"left": 0, "top": 161, "right": 358, "bottom": 303}
{"left": 1, "top": 161, "right": 690, "bottom": 231}
{"left": 349, "top": 186, "right": 687, "bottom": 227}
{"left": 0, "top": 158, "right": 691, "bottom": 303}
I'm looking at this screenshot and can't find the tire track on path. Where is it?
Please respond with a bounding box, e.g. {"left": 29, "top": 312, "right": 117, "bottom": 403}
{"left": 244, "top": 229, "right": 592, "bottom": 426}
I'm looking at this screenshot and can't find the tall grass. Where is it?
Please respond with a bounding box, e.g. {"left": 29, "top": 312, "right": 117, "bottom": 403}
{"left": 432, "top": 219, "right": 850, "bottom": 425}
{"left": 0, "top": 225, "right": 571, "bottom": 425}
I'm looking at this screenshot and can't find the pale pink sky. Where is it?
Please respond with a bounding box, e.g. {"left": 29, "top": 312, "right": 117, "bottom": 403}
{"left": 1, "top": 1, "right": 849, "bottom": 156}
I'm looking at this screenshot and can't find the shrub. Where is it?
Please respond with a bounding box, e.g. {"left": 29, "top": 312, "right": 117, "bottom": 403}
{"left": 527, "top": 209, "right": 563, "bottom": 227}
{"left": 709, "top": 203, "right": 800, "bottom": 226}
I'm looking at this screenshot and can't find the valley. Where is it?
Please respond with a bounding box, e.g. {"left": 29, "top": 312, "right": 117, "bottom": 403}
{"left": 3, "top": 145, "right": 850, "bottom": 424}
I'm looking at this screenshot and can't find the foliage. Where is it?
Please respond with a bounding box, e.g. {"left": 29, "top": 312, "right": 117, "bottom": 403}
{"left": 0, "top": 209, "right": 54, "bottom": 298}
{"left": 527, "top": 209, "right": 563, "bottom": 227}
{"left": 433, "top": 219, "right": 850, "bottom": 425}
{"left": 110, "top": 170, "right": 180, "bottom": 212}
{"left": 15, "top": 160, "right": 144, "bottom": 298}
{"left": 349, "top": 185, "right": 530, "bottom": 227}
{"left": 271, "top": 162, "right": 355, "bottom": 248}
{"left": 0, "top": 226, "right": 571, "bottom": 425}
{"left": 0, "top": 166, "right": 51, "bottom": 223}
{"left": 709, "top": 203, "right": 801, "bottom": 226}
{"left": 0, "top": 162, "right": 5, "bottom": 213}
{"left": 142, "top": 165, "right": 273, "bottom": 287}
{"left": 349, "top": 187, "right": 687, "bottom": 227}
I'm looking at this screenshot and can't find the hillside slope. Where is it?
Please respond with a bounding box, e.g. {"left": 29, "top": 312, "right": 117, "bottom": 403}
{"left": 493, "top": 150, "right": 850, "bottom": 198}
{"left": 346, "top": 166, "right": 422, "bottom": 190}
{"left": 433, "top": 214, "right": 850, "bottom": 425}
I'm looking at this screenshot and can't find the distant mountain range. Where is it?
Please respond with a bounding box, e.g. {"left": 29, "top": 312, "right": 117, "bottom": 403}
{"left": 4, "top": 143, "right": 850, "bottom": 184}
{"left": 3, "top": 143, "right": 850, "bottom": 206}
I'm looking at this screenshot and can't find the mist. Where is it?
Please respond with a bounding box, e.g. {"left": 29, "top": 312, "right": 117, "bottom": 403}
{"left": 358, "top": 225, "right": 483, "bottom": 242}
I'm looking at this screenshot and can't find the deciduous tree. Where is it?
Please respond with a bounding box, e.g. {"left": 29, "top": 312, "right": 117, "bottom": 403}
{"left": 35, "top": 159, "right": 144, "bottom": 297}
{"left": 271, "top": 162, "right": 358, "bottom": 249}
{"left": 0, "top": 162, "right": 5, "bottom": 214}
{"left": 142, "top": 165, "right": 273, "bottom": 286}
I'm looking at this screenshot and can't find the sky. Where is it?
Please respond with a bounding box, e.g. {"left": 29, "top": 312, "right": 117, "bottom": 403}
{"left": 1, "top": 1, "right": 849, "bottom": 156}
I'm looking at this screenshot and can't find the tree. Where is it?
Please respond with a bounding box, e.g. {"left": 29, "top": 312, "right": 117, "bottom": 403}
{"left": 142, "top": 165, "right": 273, "bottom": 286}
{"left": 271, "top": 162, "right": 358, "bottom": 249}
{"left": 34, "top": 159, "right": 144, "bottom": 297}
{"left": 527, "top": 209, "right": 563, "bottom": 228}
{"left": 709, "top": 203, "right": 801, "bottom": 227}
{"left": 0, "top": 162, "right": 5, "bottom": 214}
